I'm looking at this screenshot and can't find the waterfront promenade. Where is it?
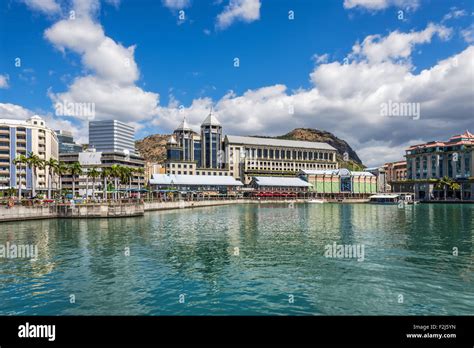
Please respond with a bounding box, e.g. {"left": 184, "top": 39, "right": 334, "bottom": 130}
{"left": 0, "top": 197, "right": 372, "bottom": 222}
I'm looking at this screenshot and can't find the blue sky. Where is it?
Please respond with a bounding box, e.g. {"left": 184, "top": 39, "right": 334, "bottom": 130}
{"left": 0, "top": 0, "right": 473, "bottom": 166}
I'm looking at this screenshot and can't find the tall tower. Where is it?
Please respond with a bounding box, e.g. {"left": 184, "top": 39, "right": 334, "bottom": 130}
{"left": 173, "top": 117, "right": 193, "bottom": 161}
{"left": 201, "top": 109, "right": 222, "bottom": 168}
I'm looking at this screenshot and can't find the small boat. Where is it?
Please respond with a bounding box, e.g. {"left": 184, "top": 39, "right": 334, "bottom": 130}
{"left": 307, "top": 199, "right": 326, "bottom": 204}
{"left": 369, "top": 194, "right": 400, "bottom": 205}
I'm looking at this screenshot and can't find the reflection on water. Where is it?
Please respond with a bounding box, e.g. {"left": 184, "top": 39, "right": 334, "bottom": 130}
{"left": 0, "top": 203, "right": 473, "bottom": 315}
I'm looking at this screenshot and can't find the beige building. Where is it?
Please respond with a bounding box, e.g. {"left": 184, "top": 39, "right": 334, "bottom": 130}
{"left": 225, "top": 135, "right": 338, "bottom": 184}
{"left": 0, "top": 115, "right": 58, "bottom": 195}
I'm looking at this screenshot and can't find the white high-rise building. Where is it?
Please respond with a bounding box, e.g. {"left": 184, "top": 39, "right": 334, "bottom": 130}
{"left": 0, "top": 115, "right": 59, "bottom": 194}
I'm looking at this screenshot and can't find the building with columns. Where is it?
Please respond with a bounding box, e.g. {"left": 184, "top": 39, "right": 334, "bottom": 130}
{"left": 165, "top": 112, "right": 338, "bottom": 184}
{"left": 405, "top": 130, "right": 474, "bottom": 200}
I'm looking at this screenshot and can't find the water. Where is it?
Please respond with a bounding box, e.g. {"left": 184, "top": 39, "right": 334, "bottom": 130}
{"left": 0, "top": 203, "right": 473, "bottom": 315}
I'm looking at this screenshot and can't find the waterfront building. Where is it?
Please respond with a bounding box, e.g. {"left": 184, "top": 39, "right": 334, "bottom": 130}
{"left": 149, "top": 173, "right": 243, "bottom": 196}
{"left": 165, "top": 113, "right": 338, "bottom": 184}
{"left": 0, "top": 116, "right": 58, "bottom": 195}
{"left": 201, "top": 112, "right": 223, "bottom": 169}
{"left": 225, "top": 135, "right": 338, "bottom": 184}
{"left": 365, "top": 166, "right": 388, "bottom": 193}
{"left": 299, "top": 169, "right": 377, "bottom": 197}
{"left": 60, "top": 149, "right": 145, "bottom": 197}
{"left": 55, "top": 130, "right": 82, "bottom": 153}
{"left": 404, "top": 130, "right": 474, "bottom": 200}
{"left": 144, "top": 162, "right": 165, "bottom": 185}
{"left": 250, "top": 176, "right": 312, "bottom": 197}
{"left": 89, "top": 120, "right": 136, "bottom": 154}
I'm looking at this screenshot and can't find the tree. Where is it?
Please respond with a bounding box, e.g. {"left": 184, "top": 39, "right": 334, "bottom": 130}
{"left": 44, "top": 158, "right": 59, "bottom": 199}
{"left": 101, "top": 167, "right": 111, "bottom": 202}
{"left": 68, "top": 162, "right": 83, "bottom": 198}
{"left": 88, "top": 167, "right": 101, "bottom": 200}
{"left": 110, "top": 164, "right": 122, "bottom": 200}
{"left": 56, "top": 161, "right": 69, "bottom": 196}
{"left": 12, "top": 154, "right": 28, "bottom": 200}
{"left": 26, "top": 152, "right": 44, "bottom": 198}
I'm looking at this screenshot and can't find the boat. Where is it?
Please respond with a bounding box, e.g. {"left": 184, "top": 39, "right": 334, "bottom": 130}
{"left": 369, "top": 194, "right": 401, "bottom": 205}
{"left": 307, "top": 199, "right": 326, "bottom": 204}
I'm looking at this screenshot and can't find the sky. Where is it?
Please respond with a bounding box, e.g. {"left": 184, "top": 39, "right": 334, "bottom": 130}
{"left": 0, "top": 0, "right": 473, "bottom": 166}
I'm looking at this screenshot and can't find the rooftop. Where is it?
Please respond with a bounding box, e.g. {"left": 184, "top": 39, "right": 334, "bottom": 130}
{"left": 226, "top": 135, "right": 336, "bottom": 151}
{"left": 252, "top": 176, "right": 312, "bottom": 187}
{"left": 150, "top": 174, "right": 243, "bottom": 186}
{"left": 300, "top": 169, "right": 374, "bottom": 177}
{"left": 201, "top": 112, "right": 221, "bottom": 127}
{"left": 175, "top": 118, "right": 192, "bottom": 131}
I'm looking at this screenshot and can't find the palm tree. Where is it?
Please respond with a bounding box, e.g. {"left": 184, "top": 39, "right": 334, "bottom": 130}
{"left": 44, "top": 158, "right": 59, "bottom": 199}
{"left": 68, "top": 162, "right": 83, "bottom": 198}
{"left": 121, "top": 167, "right": 133, "bottom": 197}
{"left": 26, "top": 152, "right": 44, "bottom": 198}
{"left": 110, "top": 164, "right": 121, "bottom": 200}
{"left": 437, "top": 176, "right": 451, "bottom": 200}
{"left": 13, "top": 154, "right": 28, "bottom": 200}
{"left": 56, "top": 161, "right": 68, "bottom": 196}
{"left": 88, "top": 167, "right": 100, "bottom": 200}
{"left": 101, "top": 167, "right": 111, "bottom": 202}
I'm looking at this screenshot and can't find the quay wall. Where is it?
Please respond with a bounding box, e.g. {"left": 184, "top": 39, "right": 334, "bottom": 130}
{"left": 0, "top": 205, "right": 58, "bottom": 222}
{"left": 0, "top": 203, "right": 144, "bottom": 223}
{"left": 2, "top": 198, "right": 373, "bottom": 222}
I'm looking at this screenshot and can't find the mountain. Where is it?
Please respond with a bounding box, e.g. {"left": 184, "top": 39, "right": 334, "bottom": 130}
{"left": 275, "top": 128, "right": 364, "bottom": 169}
{"left": 136, "top": 128, "right": 364, "bottom": 169}
{"left": 135, "top": 134, "right": 170, "bottom": 163}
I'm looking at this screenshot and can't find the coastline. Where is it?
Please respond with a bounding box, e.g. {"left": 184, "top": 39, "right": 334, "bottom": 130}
{"left": 1, "top": 198, "right": 472, "bottom": 223}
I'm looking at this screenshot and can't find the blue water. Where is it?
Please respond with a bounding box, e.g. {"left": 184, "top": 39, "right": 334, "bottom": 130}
{"left": 0, "top": 203, "right": 473, "bottom": 315}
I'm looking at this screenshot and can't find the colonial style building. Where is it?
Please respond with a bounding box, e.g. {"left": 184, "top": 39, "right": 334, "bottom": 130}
{"left": 0, "top": 116, "right": 59, "bottom": 195}
{"left": 404, "top": 130, "right": 474, "bottom": 200}
{"left": 165, "top": 112, "right": 338, "bottom": 184}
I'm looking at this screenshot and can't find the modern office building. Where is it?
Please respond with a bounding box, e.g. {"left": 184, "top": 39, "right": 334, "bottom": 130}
{"left": 89, "top": 120, "right": 136, "bottom": 154}
{"left": 299, "top": 168, "right": 377, "bottom": 197}
{"left": 165, "top": 112, "right": 338, "bottom": 184}
{"left": 0, "top": 116, "right": 58, "bottom": 195}
{"left": 404, "top": 130, "right": 474, "bottom": 200}
{"left": 55, "top": 130, "right": 82, "bottom": 153}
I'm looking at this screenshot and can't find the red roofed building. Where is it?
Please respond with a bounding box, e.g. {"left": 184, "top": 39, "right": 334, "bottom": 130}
{"left": 405, "top": 130, "right": 474, "bottom": 201}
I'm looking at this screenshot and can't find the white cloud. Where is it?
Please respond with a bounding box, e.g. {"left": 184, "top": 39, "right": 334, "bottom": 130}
{"left": 43, "top": 1, "right": 159, "bottom": 123}
{"left": 442, "top": 8, "right": 467, "bottom": 23}
{"left": 349, "top": 23, "right": 452, "bottom": 64}
{"left": 162, "top": 0, "right": 191, "bottom": 10}
{"left": 153, "top": 24, "right": 474, "bottom": 167}
{"left": 21, "top": 0, "right": 61, "bottom": 14}
{"left": 0, "top": 102, "right": 86, "bottom": 144}
{"left": 461, "top": 24, "right": 474, "bottom": 44}
{"left": 216, "top": 0, "right": 261, "bottom": 30}
{"left": 343, "top": 0, "right": 419, "bottom": 11}
{"left": 48, "top": 76, "right": 159, "bottom": 122}
{"left": 0, "top": 74, "right": 9, "bottom": 89}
